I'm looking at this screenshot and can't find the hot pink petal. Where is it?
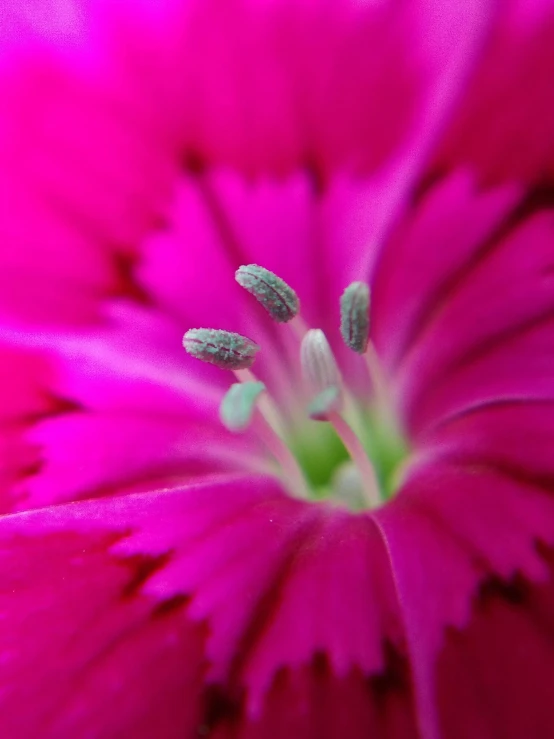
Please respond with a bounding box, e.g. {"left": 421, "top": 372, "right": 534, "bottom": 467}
{"left": 0, "top": 4, "right": 181, "bottom": 325}
{"left": 176, "top": 0, "right": 491, "bottom": 179}
{"left": 425, "top": 402, "right": 554, "bottom": 484}
{"left": 437, "top": 549, "right": 554, "bottom": 738}
{"left": 109, "top": 481, "right": 402, "bottom": 711}
{"left": 437, "top": 0, "right": 554, "bottom": 184}
{"left": 371, "top": 172, "right": 554, "bottom": 438}
{"left": 0, "top": 521, "right": 206, "bottom": 738}
{"left": 0, "top": 313, "right": 262, "bottom": 513}
{"left": 0, "top": 0, "right": 491, "bottom": 330}
{"left": 373, "top": 454, "right": 554, "bottom": 739}
{"left": 0, "top": 7, "right": 552, "bottom": 739}
{"left": 3, "top": 465, "right": 552, "bottom": 737}
{"left": 138, "top": 171, "right": 414, "bottom": 400}
{"left": 399, "top": 202, "right": 554, "bottom": 437}
{"left": 0, "top": 477, "right": 419, "bottom": 736}
{"left": 372, "top": 171, "right": 521, "bottom": 372}
{"left": 215, "top": 663, "right": 418, "bottom": 739}
{"left": 401, "top": 462, "right": 554, "bottom": 582}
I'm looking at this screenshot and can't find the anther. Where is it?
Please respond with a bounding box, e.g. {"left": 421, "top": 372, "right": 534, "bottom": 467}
{"left": 236, "top": 264, "right": 300, "bottom": 323}
{"left": 300, "top": 329, "right": 342, "bottom": 396}
{"left": 183, "top": 328, "right": 259, "bottom": 370}
{"left": 340, "top": 281, "right": 370, "bottom": 354}
{"left": 220, "top": 381, "right": 266, "bottom": 432}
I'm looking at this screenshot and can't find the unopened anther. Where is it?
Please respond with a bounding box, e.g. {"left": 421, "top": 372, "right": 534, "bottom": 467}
{"left": 220, "top": 381, "right": 266, "bottom": 431}
{"left": 183, "top": 328, "right": 259, "bottom": 370}
{"left": 300, "top": 328, "right": 342, "bottom": 395}
{"left": 236, "top": 264, "right": 299, "bottom": 323}
{"left": 340, "top": 281, "right": 370, "bottom": 354}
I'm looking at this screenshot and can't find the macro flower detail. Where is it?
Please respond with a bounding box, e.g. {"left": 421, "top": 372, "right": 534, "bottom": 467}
{"left": 184, "top": 268, "right": 390, "bottom": 509}
{"left": 0, "top": 2, "right": 554, "bottom": 739}
{"left": 2, "top": 167, "right": 554, "bottom": 738}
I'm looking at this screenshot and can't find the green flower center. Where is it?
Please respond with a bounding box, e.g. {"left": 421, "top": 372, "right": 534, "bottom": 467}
{"left": 290, "top": 404, "right": 409, "bottom": 509}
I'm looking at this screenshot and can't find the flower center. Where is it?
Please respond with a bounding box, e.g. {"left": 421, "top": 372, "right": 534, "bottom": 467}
{"left": 183, "top": 265, "right": 409, "bottom": 511}
{"left": 290, "top": 407, "right": 408, "bottom": 509}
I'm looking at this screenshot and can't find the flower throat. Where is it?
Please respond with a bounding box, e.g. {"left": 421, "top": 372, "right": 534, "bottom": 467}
{"left": 183, "top": 264, "right": 407, "bottom": 510}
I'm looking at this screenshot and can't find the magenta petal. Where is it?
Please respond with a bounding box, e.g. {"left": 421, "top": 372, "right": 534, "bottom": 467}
{"left": 426, "top": 402, "right": 554, "bottom": 484}
{"left": 408, "top": 315, "right": 554, "bottom": 434}
{"left": 371, "top": 171, "right": 554, "bottom": 436}
{"left": 374, "top": 497, "right": 479, "bottom": 739}
{"left": 111, "top": 483, "right": 401, "bottom": 714}
{"left": 0, "top": 316, "right": 261, "bottom": 513}
{"left": 437, "top": 549, "right": 554, "bottom": 738}
{"left": 438, "top": 0, "right": 554, "bottom": 184}
{"left": 138, "top": 171, "right": 408, "bottom": 401}
{"left": 139, "top": 171, "right": 396, "bottom": 329}
{"left": 0, "top": 341, "right": 74, "bottom": 511}
{"left": 372, "top": 171, "right": 521, "bottom": 374}
{"left": 373, "top": 453, "right": 554, "bottom": 738}
{"left": 0, "top": 478, "right": 417, "bottom": 735}
{"left": 0, "top": 522, "right": 206, "bottom": 738}
{"left": 229, "top": 664, "right": 418, "bottom": 739}
{"left": 0, "top": 7, "right": 180, "bottom": 326}
{"left": 2, "top": 468, "right": 553, "bottom": 736}
{"left": 176, "top": 0, "right": 491, "bottom": 179}
{"left": 397, "top": 460, "right": 554, "bottom": 588}
{"left": 0, "top": 0, "right": 492, "bottom": 329}
{"left": 0, "top": 479, "right": 272, "bottom": 736}
{"left": 239, "top": 511, "right": 400, "bottom": 716}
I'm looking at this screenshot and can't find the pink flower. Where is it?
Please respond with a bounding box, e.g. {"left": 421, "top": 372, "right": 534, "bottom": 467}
{"left": 1, "top": 1, "right": 554, "bottom": 737}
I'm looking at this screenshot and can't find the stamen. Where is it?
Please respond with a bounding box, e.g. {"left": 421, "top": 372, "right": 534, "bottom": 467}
{"left": 338, "top": 284, "right": 396, "bottom": 428}
{"left": 180, "top": 265, "right": 400, "bottom": 511}
{"left": 183, "top": 328, "right": 259, "bottom": 370}
{"left": 300, "top": 329, "right": 342, "bottom": 397}
{"left": 236, "top": 264, "right": 300, "bottom": 323}
{"left": 220, "top": 381, "right": 266, "bottom": 432}
{"left": 230, "top": 368, "right": 309, "bottom": 499}
{"left": 340, "top": 281, "right": 370, "bottom": 354}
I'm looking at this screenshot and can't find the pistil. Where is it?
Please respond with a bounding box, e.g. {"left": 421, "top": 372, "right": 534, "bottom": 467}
{"left": 326, "top": 411, "right": 382, "bottom": 508}
{"left": 300, "top": 328, "right": 382, "bottom": 507}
